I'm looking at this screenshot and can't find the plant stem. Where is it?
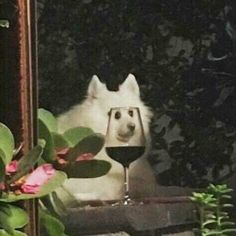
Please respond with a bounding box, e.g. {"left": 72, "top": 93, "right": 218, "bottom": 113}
{"left": 216, "top": 193, "right": 221, "bottom": 233}
{"left": 200, "top": 205, "right": 205, "bottom": 236}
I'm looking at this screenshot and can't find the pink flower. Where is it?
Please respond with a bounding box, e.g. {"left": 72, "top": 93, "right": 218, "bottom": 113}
{"left": 0, "top": 182, "right": 5, "bottom": 190}
{"left": 76, "top": 153, "right": 94, "bottom": 161}
{"left": 56, "top": 148, "right": 94, "bottom": 165}
{"left": 21, "top": 164, "right": 55, "bottom": 194}
{"left": 6, "top": 160, "right": 18, "bottom": 174}
{"left": 56, "top": 147, "right": 70, "bottom": 156}
{"left": 56, "top": 148, "right": 70, "bottom": 165}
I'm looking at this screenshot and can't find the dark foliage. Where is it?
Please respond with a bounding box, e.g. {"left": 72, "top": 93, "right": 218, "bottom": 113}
{"left": 38, "top": 0, "right": 236, "bottom": 188}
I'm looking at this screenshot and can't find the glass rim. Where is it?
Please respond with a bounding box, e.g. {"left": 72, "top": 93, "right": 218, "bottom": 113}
{"left": 108, "top": 106, "right": 140, "bottom": 110}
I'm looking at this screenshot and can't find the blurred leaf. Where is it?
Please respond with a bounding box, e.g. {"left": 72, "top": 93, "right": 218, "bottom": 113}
{"left": 41, "top": 191, "right": 68, "bottom": 216}
{"left": 155, "top": 127, "right": 166, "bottom": 138}
{"left": 64, "top": 160, "right": 111, "bottom": 178}
{"left": 0, "top": 20, "right": 9, "bottom": 28}
{"left": 0, "top": 150, "right": 5, "bottom": 186}
{"left": 66, "top": 134, "right": 104, "bottom": 162}
{"left": 38, "top": 120, "right": 55, "bottom": 162}
{"left": 156, "top": 138, "right": 168, "bottom": 150}
{"left": 0, "top": 204, "right": 28, "bottom": 233}
{"left": 38, "top": 108, "right": 58, "bottom": 132}
{"left": 49, "top": 191, "right": 68, "bottom": 215}
{"left": 0, "top": 171, "right": 66, "bottom": 202}
{"left": 52, "top": 133, "right": 69, "bottom": 149}
{"left": 63, "top": 127, "right": 94, "bottom": 147}
{"left": 0, "top": 123, "right": 15, "bottom": 165}
{"left": 213, "top": 87, "right": 235, "bottom": 107}
{"left": 0, "top": 209, "right": 13, "bottom": 235}
{"left": 221, "top": 228, "right": 236, "bottom": 233}
{"left": 39, "top": 209, "right": 68, "bottom": 236}
{"left": 0, "top": 230, "right": 27, "bottom": 236}
{"left": 221, "top": 221, "right": 236, "bottom": 226}
{"left": 202, "top": 219, "right": 216, "bottom": 227}
{"left": 168, "top": 119, "right": 176, "bottom": 130}
{"left": 170, "top": 140, "right": 185, "bottom": 147}
{"left": 7, "top": 145, "right": 44, "bottom": 184}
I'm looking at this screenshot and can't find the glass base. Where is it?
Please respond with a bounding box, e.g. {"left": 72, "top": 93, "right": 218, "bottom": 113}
{"left": 111, "top": 197, "right": 143, "bottom": 206}
{"left": 123, "top": 196, "right": 133, "bottom": 205}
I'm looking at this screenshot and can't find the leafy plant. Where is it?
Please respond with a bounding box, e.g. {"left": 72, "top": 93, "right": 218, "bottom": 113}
{"left": 38, "top": 108, "right": 111, "bottom": 235}
{"left": 0, "top": 203, "right": 28, "bottom": 236}
{"left": 39, "top": 208, "right": 67, "bottom": 236}
{"left": 0, "top": 122, "right": 67, "bottom": 235}
{"left": 38, "top": 108, "right": 111, "bottom": 178}
{"left": 191, "top": 184, "right": 236, "bottom": 236}
{"left": 0, "top": 107, "right": 111, "bottom": 235}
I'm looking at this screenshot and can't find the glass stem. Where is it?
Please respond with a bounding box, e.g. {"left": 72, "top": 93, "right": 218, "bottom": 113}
{"left": 123, "top": 166, "right": 130, "bottom": 204}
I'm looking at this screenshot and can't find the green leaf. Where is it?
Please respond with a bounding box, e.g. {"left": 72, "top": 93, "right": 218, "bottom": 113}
{"left": 7, "top": 145, "right": 44, "bottom": 184}
{"left": 202, "top": 219, "right": 216, "bottom": 227}
{"left": 63, "top": 127, "right": 94, "bottom": 147}
{"left": 221, "top": 229, "right": 236, "bottom": 233}
{"left": 39, "top": 209, "right": 68, "bottom": 236}
{"left": 49, "top": 192, "right": 68, "bottom": 216}
{"left": 0, "top": 123, "right": 15, "bottom": 165}
{"left": 221, "top": 194, "right": 232, "bottom": 199}
{"left": 0, "top": 204, "right": 28, "bottom": 232}
{"left": 0, "top": 230, "right": 27, "bottom": 236}
{"left": 0, "top": 150, "right": 5, "bottom": 187}
{"left": 222, "top": 203, "right": 234, "bottom": 208}
{"left": 38, "top": 108, "right": 58, "bottom": 132}
{"left": 205, "top": 213, "right": 216, "bottom": 219}
{"left": 203, "top": 230, "right": 223, "bottom": 235}
{"left": 52, "top": 133, "right": 69, "bottom": 149}
{"left": 66, "top": 134, "right": 104, "bottom": 162}
{"left": 38, "top": 120, "right": 55, "bottom": 162}
{"left": 221, "top": 221, "right": 235, "bottom": 226}
{"left": 40, "top": 192, "right": 68, "bottom": 216}
{"left": 64, "top": 160, "right": 111, "bottom": 178}
{"left": 0, "top": 171, "right": 67, "bottom": 202}
{"left": 0, "top": 209, "right": 14, "bottom": 235}
{"left": 0, "top": 149, "right": 6, "bottom": 163}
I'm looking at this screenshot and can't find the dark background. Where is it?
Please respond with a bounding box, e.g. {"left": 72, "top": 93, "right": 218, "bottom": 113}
{"left": 38, "top": 0, "right": 236, "bottom": 189}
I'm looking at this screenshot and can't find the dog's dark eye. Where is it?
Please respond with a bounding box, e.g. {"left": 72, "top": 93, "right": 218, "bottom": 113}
{"left": 114, "top": 111, "right": 121, "bottom": 119}
{"left": 128, "top": 110, "right": 133, "bottom": 117}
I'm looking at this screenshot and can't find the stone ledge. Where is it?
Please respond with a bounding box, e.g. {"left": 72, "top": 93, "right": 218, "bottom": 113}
{"left": 61, "top": 198, "right": 196, "bottom": 235}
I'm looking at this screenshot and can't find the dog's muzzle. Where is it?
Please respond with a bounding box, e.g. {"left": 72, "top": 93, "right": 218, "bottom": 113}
{"left": 116, "top": 122, "right": 136, "bottom": 142}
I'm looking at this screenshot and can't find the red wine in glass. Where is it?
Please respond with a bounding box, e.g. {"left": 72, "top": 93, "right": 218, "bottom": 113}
{"left": 105, "top": 107, "right": 146, "bottom": 205}
{"left": 106, "top": 146, "right": 145, "bottom": 168}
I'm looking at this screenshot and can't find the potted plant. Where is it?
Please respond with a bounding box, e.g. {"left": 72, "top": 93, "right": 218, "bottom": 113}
{"left": 191, "top": 184, "right": 236, "bottom": 236}
{"left": 0, "top": 122, "right": 67, "bottom": 235}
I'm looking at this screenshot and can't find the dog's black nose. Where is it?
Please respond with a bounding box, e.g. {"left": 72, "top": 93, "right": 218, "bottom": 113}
{"left": 128, "top": 123, "right": 135, "bottom": 131}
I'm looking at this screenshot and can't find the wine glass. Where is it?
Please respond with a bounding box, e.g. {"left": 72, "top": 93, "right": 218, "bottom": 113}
{"left": 105, "top": 107, "right": 146, "bottom": 205}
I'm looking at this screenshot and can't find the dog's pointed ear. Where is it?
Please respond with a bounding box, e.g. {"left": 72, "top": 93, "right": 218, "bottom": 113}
{"left": 88, "top": 75, "right": 106, "bottom": 98}
{"left": 119, "top": 73, "right": 140, "bottom": 96}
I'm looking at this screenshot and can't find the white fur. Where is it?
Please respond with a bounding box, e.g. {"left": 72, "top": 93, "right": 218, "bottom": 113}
{"left": 57, "top": 74, "right": 156, "bottom": 202}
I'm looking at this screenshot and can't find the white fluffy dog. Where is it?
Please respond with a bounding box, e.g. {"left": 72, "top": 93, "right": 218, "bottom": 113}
{"left": 57, "top": 74, "right": 156, "bottom": 202}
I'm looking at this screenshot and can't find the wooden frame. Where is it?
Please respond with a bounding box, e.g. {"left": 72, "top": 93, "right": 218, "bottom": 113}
{"left": 0, "top": 0, "right": 38, "bottom": 235}
{"left": 18, "top": 1, "right": 38, "bottom": 235}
